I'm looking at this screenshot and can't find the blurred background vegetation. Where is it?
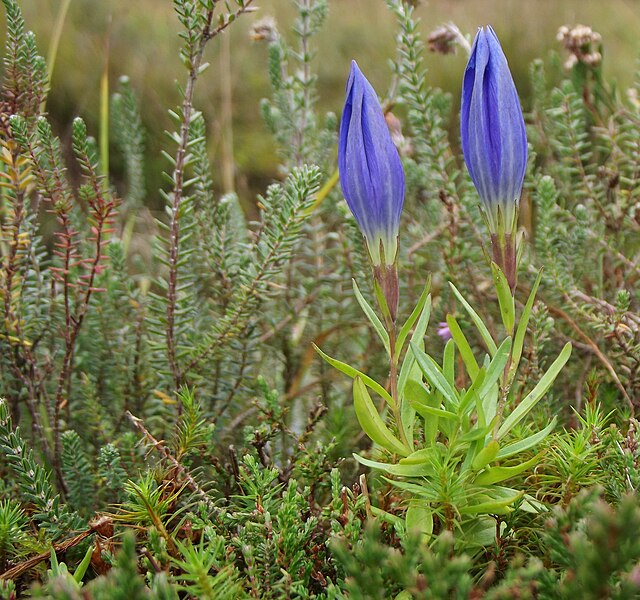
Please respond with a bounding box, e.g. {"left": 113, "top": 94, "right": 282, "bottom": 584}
{"left": 12, "top": 0, "right": 640, "bottom": 213}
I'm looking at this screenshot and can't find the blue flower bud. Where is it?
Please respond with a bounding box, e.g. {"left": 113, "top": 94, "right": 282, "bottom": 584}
{"left": 460, "top": 27, "right": 527, "bottom": 236}
{"left": 338, "top": 61, "right": 405, "bottom": 267}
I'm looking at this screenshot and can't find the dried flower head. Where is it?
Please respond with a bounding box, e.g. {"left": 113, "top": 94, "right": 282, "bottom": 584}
{"left": 428, "top": 26, "right": 459, "bottom": 55}
{"left": 557, "top": 24, "right": 603, "bottom": 69}
{"left": 250, "top": 16, "right": 279, "bottom": 43}
{"left": 427, "top": 23, "right": 471, "bottom": 56}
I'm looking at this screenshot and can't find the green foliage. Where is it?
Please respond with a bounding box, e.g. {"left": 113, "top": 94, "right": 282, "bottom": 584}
{"left": 171, "top": 531, "right": 242, "bottom": 600}
{"left": 331, "top": 526, "right": 474, "bottom": 599}
{"left": 260, "top": 0, "right": 331, "bottom": 170}
{"left": 538, "top": 490, "right": 640, "bottom": 599}
{"left": 61, "top": 430, "right": 95, "bottom": 516}
{"left": 0, "top": 399, "right": 82, "bottom": 538}
{"left": 0, "top": 499, "right": 27, "bottom": 570}
{"left": 323, "top": 271, "right": 570, "bottom": 548}
{"left": 111, "top": 76, "right": 146, "bottom": 211}
{"left": 0, "top": 0, "right": 638, "bottom": 597}
{"left": 1, "top": 0, "right": 47, "bottom": 116}
{"left": 97, "top": 444, "right": 128, "bottom": 503}
{"left": 331, "top": 490, "right": 640, "bottom": 599}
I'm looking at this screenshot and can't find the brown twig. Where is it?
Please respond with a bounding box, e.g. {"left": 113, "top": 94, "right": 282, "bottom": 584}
{"left": 125, "top": 411, "right": 218, "bottom": 514}
{"left": 165, "top": 1, "right": 256, "bottom": 390}
{"left": 0, "top": 516, "right": 112, "bottom": 581}
{"left": 543, "top": 297, "right": 634, "bottom": 413}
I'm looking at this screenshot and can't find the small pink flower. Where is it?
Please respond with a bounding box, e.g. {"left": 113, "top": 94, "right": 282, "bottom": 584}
{"left": 437, "top": 322, "right": 452, "bottom": 341}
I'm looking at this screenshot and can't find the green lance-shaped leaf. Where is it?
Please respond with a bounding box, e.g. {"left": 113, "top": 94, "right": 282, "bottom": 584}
{"left": 395, "top": 277, "right": 431, "bottom": 361}
{"left": 459, "top": 421, "right": 495, "bottom": 443}
{"left": 449, "top": 282, "right": 498, "bottom": 356}
{"left": 399, "top": 448, "right": 433, "bottom": 465}
{"left": 497, "top": 342, "right": 572, "bottom": 439}
{"left": 405, "top": 378, "right": 442, "bottom": 446}
{"left": 314, "top": 345, "right": 393, "bottom": 406}
{"left": 446, "top": 314, "right": 480, "bottom": 381}
{"left": 410, "top": 342, "right": 460, "bottom": 408}
{"left": 370, "top": 505, "right": 404, "bottom": 527}
{"left": 400, "top": 361, "right": 420, "bottom": 448}
{"left": 509, "top": 267, "right": 543, "bottom": 381}
{"left": 352, "top": 278, "right": 390, "bottom": 355}
{"left": 397, "top": 292, "right": 432, "bottom": 395}
{"left": 491, "top": 262, "right": 515, "bottom": 334}
{"left": 373, "top": 278, "right": 393, "bottom": 325}
{"left": 443, "top": 339, "right": 456, "bottom": 388}
{"left": 474, "top": 454, "right": 540, "bottom": 485}
{"left": 397, "top": 289, "right": 432, "bottom": 443}
{"left": 458, "top": 368, "right": 486, "bottom": 415}
{"left": 353, "top": 378, "right": 410, "bottom": 456}
{"left": 354, "top": 453, "right": 433, "bottom": 477}
{"left": 471, "top": 439, "right": 500, "bottom": 471}
{"left": 73, "top": 544, "right": 95, "bottom": 583}
{"left": 383, "top": 477, "right": 439, "bottom": 501}
{"left": 406, "top": 501, "right": 433, "bottom": 537}
{"left": 478, "top": 337, "right": 511, "bottom": 421}
{"left": 496, "top": 416, "right": 557, "bottom": 459}
{"left": 458, "top": 490, "right": 523, "bottom": 515}
{"left": 476, "top": 337, "right": 512, "bottom": 402}
{"left": 411, "top": 399, "right": 458, "bottom": 422}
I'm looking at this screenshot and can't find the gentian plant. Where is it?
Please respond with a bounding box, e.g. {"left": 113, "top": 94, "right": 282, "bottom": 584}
{"left": 319, "top": 36, "right": 572, "bottom": 548}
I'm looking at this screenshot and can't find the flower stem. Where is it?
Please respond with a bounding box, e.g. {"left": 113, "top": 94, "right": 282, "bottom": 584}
{"left": 388, "top": 323, "right": 409, "bottom": 449}
{"left": 491, "top": 232, "right": 517, "bottom": 293}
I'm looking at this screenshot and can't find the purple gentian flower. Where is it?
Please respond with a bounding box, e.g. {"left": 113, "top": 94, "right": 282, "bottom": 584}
{"left": 460, "top": 26, "right": 527, "bottom": 238}
{"left": 338, "top": 61, "right": 405, "bottom": 267}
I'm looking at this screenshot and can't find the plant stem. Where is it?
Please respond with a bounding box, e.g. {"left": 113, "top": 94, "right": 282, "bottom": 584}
{"left": 165, "top": 1, "right": 256, "bottom": 389}
{"left": 388, "top": 323, "right": 409, "bottom": 449}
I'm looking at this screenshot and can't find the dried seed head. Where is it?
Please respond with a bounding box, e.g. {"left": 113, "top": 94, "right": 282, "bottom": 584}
{"left": 557, "top": 24, "right": 603, "bottom": 68}
{"left": 427, "top": 22, "right": 470, "bottom": 55}
{"left": 385, "top": 111, "right": 413, "bottom": 158}
{"left": 428, "top": 25, "right": 458, "bottom": 55}
{"left": 250, "top": 16, "right": 279, "bottom": 43}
